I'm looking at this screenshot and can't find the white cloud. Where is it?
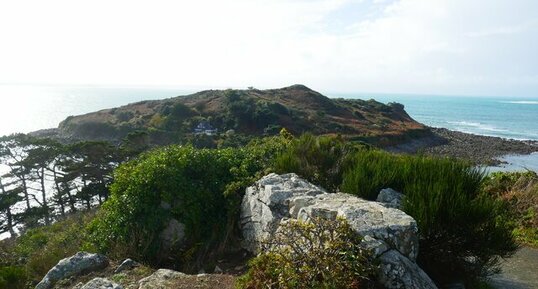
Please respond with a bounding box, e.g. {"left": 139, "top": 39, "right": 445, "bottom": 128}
{"left": 0, "top": 0, "right": 537, "bottom": 96}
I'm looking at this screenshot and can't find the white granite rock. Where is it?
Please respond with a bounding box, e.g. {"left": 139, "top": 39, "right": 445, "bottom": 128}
{"left": 35, "top": 252, "right": 108, "bottom": 289}
{"left": 240, "top": 173, "right": 438, "bottom": 289}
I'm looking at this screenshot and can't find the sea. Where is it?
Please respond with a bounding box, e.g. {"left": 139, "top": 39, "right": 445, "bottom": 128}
{"left": 0, "top": 84, "right": 537, "bottom": 172}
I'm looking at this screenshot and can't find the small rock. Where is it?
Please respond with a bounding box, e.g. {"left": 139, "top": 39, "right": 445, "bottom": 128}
{"left": 80, "top": 278, "right": 123, "bottom": 289}
{"left": 377, "top": 188, "right": 404, "bottom": 208}
{"left": 35, "top": 252, "right": 108, "bottom": 289}
{"left": 160, "top": 219, "right": 186, "bottom": 251}
{"left": 114, "top": 258, "right": 138, "bottom": 274}
{"left": 214, "top": 265, "right": 223, "bottom": 274}
{"left": 138, "top": 269, "right": 186, "bottom": 289}
{"left": 234, "top": 265, "right": 245, "bottom": 271}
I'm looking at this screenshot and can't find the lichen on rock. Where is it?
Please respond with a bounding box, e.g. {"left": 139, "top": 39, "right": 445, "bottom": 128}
{"left": 240, "top": 173, "right": 438, "bottom": 289}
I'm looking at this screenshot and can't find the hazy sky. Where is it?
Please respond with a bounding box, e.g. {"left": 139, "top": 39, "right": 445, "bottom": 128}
{"left": 1, "top": 0, "right": 537, "bottom": 96}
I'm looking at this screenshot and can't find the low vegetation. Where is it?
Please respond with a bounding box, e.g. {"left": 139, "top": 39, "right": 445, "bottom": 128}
{"left": 86, "top": 136, "right": 288, "bottom": 270}
{"left": 0, "top": 132, "right": 524, "bottom": 288}
{"left": 273, "top": 133, "right": 363, "bottom": 192}
{"left": 484, "top": 171, "right": 538, "bottom": 246}
{"left": 276, "top": 135, "right": 517, "bottom": 286}
{"left": 56, "top": 85, "right": 427, "bottom": 147}
{"left": 237, "top": 217, "right": 377, "bottom": 289}
{"left": 0, "top": 212, "right": 93, "bottom": 289}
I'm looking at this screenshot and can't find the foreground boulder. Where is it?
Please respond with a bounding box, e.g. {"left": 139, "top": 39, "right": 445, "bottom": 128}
{"left": 35, "top": 252, "right": 109, "bottom": 289}
{"left": 241, "top": 173, "right": 438, "bottom": 289}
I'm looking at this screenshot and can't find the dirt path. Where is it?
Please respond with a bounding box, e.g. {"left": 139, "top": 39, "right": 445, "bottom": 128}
{"left": 489, "top": 246, "right": 538, "bottom": 289}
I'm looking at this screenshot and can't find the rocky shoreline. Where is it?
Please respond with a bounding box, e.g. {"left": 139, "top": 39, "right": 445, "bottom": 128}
{"left": 389, "top": 127, "right": 538, "bottom": 165}
{"left": 31, "top": 126, "right": 538, "bottom": 166}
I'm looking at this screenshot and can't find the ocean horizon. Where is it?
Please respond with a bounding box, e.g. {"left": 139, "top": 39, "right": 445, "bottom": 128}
{"left": 1, "top": 84, "right": 537, "bottom": 141}
{"left": 332, "top": 92, "right": 538, "bottom": 141}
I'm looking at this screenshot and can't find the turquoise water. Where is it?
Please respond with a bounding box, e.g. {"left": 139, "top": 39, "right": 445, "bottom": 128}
{"left": 333, "top": 93, "right": 538, "bottom": 141}
{"left": 486, "top": 153, "right": 538, "bottom": 173}
{"left": 1, "top": 85, "right": 537, "bottom": 142}
{"left": 333, "top": 93, "right": 538, "bottom": 173}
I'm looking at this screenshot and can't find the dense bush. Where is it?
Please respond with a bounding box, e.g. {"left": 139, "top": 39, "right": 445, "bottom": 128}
{"left": 86, "top": 136, "right": 288, "bottom": 269}
{"left": 340, "top": 150, "right": 403, "bottom": 199}
{"left": 0, "top": 266, "right": 26, "bottom": 289}
{"left": 237, "top": 217, "right": 377, "bottom": 289}
{"left": 340, "top": 151, "right": 517, "bottom": 284}
{"left": 484, "top": 171, "right": 538, "bottom": 246}
{"left": 273, "top": 134, "right": 361, "bottom": 192}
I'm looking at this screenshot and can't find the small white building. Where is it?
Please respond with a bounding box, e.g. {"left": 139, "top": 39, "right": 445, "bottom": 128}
{"left": 194, "top": 122, "right": 218, "bottom": 135}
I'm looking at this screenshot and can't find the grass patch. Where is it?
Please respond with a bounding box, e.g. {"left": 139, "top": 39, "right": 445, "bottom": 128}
{"left": 484, "top": 171, "right": 538, "bottom": 247}
{"left": 0, "top": 211, "right": 95, "bottom": 288}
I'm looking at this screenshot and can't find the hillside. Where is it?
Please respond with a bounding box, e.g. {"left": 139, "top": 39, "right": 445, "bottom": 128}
{"left": 48, "top": 85, "right": 428, "bottom": 146}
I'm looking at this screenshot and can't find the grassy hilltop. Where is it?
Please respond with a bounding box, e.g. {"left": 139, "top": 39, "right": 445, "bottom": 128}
{"left": 54, "top": 85, "right": 427, "bottom": 146}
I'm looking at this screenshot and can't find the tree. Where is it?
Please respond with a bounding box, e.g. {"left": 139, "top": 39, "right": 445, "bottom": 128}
{"left": 66, "top": 141, "right": 119, "bottom": 205}
{"left": 0, "top": 134, "right": 34, "bottom": 211}
{"left": 120, "top": 131, "right": 150, "bottom": 159}
{"left": 0, "top": 176, "right": 22, "bottom": 238}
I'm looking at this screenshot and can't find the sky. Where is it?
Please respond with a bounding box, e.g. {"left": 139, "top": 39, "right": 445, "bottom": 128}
{"left": 0, "top": 0, "right": 537, "bottom": 96}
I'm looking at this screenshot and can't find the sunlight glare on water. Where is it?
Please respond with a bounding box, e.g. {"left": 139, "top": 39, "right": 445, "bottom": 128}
{"left": 0, "top": 84, "right": 193, "bottom": 137}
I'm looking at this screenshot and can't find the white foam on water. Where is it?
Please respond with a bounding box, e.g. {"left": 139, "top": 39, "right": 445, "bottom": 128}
{"left": 447, "top": 121, "right": 509, "bottom": 133}
{"left": 500, "top": 100, "right": 538, "bottom": 105}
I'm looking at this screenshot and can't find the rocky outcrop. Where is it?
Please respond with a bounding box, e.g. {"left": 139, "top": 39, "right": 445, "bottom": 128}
{"left": 377, "top": 188, "right": 404, "bottom": 209}
{"left": 35, "top": 252, "right": 108, "bottom": 289}
{"left": 240, "top": 173, "right": 438, "bottom": 289}
{"left": 240, "top": 173, "right": 327, "bottom": 253}
{"left": 114, "top": 258, "right": 138, "bottom": 274}
{"left": 79, "top": 278, "right": 123, "bottom": 289}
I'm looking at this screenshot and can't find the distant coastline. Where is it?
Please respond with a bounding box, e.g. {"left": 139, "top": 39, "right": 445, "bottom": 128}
{"left": 388, "top": 127, "right": 538, "bottom": 167}
{"left": 2, "top": 85, "right": 538, "bottom": 170}
{"left": 335, "top": 93, "right": 538, "bottom": 141}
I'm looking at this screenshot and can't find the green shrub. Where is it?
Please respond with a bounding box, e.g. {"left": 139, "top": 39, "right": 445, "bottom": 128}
{"left": 87, "top": 146, "right": 241, "bottom": 266}
{"left": 340, "top": 150, "right": 403, "bottom": 199}
{"left": 484, "top": 171, "right": 538, "bottom": 246}
{"left": 273, "top": 134, "right": 359, "bottom": 192}
{"left": 236, "top": 217, "right": 376, "bottom": 289}
{"left": 341, "top": 150, "right": 517, "bottom": 284}
{"left": 87, "top": 137, "right": 288, "bottom": 269}
{"left": 0, "top": 266, "right": 26, "bottom": 289}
